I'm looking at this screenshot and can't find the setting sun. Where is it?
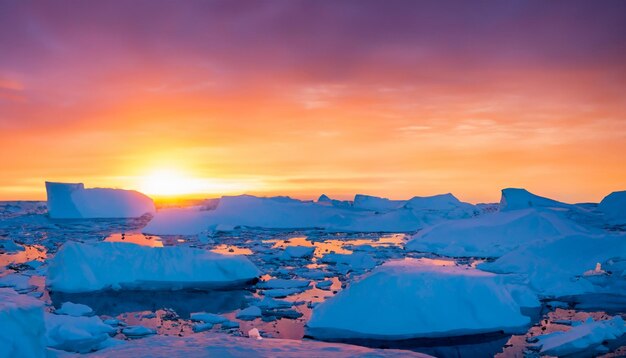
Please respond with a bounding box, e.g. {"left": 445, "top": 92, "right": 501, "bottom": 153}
{"left": 137, "top": 168, "right": 258, "bottom": 197}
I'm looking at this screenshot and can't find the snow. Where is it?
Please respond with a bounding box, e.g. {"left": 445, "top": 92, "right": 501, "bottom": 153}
{"left": 47, "top": 241, "right": 260, "bottom": 292}
{"left": 45, "top": 312, "right": 117, "bottom": 353}
{"left": 45, "top": 181, "right": 155, "bottom": 219}
{"left": 534, "top": 316, "right": 626, "bottom": 356}
{"left": 307, "top": 258, "right": 538, "bottom": 340}
{"left": 406, "top": 209, "right": 588, "bottom": 258}
{"left": 499, "top": 188, "right": 572, "bottom": 211}
{"left": 479, "top": 233, "right": 626, "bottom": 297}
{"left": 90, "top": 332, "right": 434, "bottom": 357}
{"left": 0, "top": 288, "right": 46, "bottom": 358}
{"left": 599, "top": 190, "right": 626, "bottom": 225}
{"left": 144, "top": 193, "right": 478, "bottom": 235}
{"left": 56, "top": 302, "right": 94, "bottom": 317}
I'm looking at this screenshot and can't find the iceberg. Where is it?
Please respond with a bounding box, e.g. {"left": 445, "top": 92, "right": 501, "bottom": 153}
{"left": 599, "top": 190, "right": 626, "bottom": 225}
{"left": 499, "top": 188, "right": 572, "bottom": 211}
{"left": 406, "top": 208, "right": 587, "bottom": 258}
{"left": 353, "top": 194, "right": 406, "bottom": 212}
{"left": 534, "top": 316, "right": 626, "bottom": 356}
{"left": 46, "top": 181, "right": 155, "bottom": 219}
{"left": 307, "top": 258, "right": 538, "bottom": 340}
{"left": 0, "top": 288, "right": 46, "bottom": 358}
{"left": 479, "top": 233, "right": 626, "bottom": 297}
{"left": 47, "top": 241, "right": 260, "bottom": 293}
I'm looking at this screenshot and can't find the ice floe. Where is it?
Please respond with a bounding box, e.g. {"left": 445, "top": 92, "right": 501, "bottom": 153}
{"left": 47, "top": 241, "right": 260, "bottom": 292}
{"left": 0, "top": 288, "right": 46, "bottom": 358}
{"left": 55, "top": 302, "right": 94, "bottom": 317}
{"left": 307, "top": 258, "right": 538, "bottom": 340}
{"left": 599, "top": 190, "right": 626, "bottom": 226}
{"left": 46, "top": 182, "right": 155, "bottom": 219}
{"left": 45, "top": 312, "right": 117, "bottom": 353}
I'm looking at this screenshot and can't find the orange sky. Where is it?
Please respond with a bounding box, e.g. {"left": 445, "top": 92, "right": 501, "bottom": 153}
{"left": 1, "top": 1, "right": 625, "bottom": 203}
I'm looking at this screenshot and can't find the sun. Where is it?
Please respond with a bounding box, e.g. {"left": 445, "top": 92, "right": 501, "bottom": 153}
{"left": 139, "top": 169, "right": 204, "bottom": 197}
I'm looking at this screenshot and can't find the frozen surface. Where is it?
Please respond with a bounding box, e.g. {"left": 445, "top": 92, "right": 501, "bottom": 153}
{"left": 406, "top": 209, "right": 588, "bottom": 258}
{"left": 47, "top": 241, "right": 260, "bottom": 292}
{"left": 599, "top": 190, "right": 626, "bottom": 225}
{"left": 91, "top": 332, "right": 434, "bottom": 357}
{"left": 307, "top": 258, "right": 538, "bottom": 340}
{"left": 479, "top": 233, "right": 626, "bottom": 297}
{"left": 0, "top": 288, "right": 46, "bottom": 358}
{"left": 46, "top": 182, "right": 155, "bottom": 219}
{"left": 45, "top": 312, "right": 117, "bottom": 353}
{"left": 534, "top": 316, "right": 626, "bottom": 356}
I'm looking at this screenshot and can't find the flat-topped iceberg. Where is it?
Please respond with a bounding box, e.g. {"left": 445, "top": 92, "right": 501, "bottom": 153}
{"left": 306, "top": 258, "right": 538, "bottom": 340}
{"left": 599, "top": 190, "right": 626, "bottom": 225}
{"left": 47, "top": 241, "right": 260, "bottom": 292}
{"left": 406, "top": 208, "right": 588, "bottom": 258}
{"left": 143, "top": 193, "right": 476, "bottom": 235}
{"left": 0, "top": 288, "right": 46, "bottom": 358}
{"left": 479, "top": 233, "right": 626, "bottom": 297}
{"left": 46, "top": 181, "right": 155, "bottom": 219}
{"left": 499, "top": 188, "right": 572, "bottom": 211}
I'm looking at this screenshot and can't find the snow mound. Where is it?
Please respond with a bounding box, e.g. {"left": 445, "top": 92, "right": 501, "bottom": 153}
{"left": 499, "top": 188, "right": 571, "bottom": 211}
{"left": 406, "top": 209, "right": 588, "bottom": 258}
{"left": 47, "top": 241, "right": 260, "bottom": 293}
{"left": 479, "top": 233, "right": 626, "bottom": 297}
{"left": 0, "top": 288, "right": 46, "bottom": 358}
{"left": 599, "top": 190, "right": 626, "bottom": 225}
{"left": 534, "top": 316, "right": 626, "bottom": 356}
{"left": 45, "top": 313, "right": 117, "bottom": 353}
{"left": 307, "top": 258, "right": 538, "bottom": 340}
{"left": 90, "top": 331, "right": 433, "bottom": 357}
{"left": 46, "top": 182, "right": 155, "bottom": 219}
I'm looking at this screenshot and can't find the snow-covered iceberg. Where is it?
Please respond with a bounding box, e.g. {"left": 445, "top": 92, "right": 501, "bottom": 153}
{"left": 499, "top": 188, "right": 572, "bottom": 211}
{"left": 144, "top": 193, "right": 477, "bottom": 235}
{"left": 406, "top": 208, "right": 587, "bottom": 258}
{"left": 479, "top": 233, "right": 626, "bottom": 298}
{"left": 46, "top": 181, "right": 155, "bottom": 219}
{"left": 47, "top": 241, "right": 260, "bottom": 292}
{"left": 0, "top": 288, "right": 46, "bottom": 358}
{"left": 307, "top": 258, "right": 538, "bottom": 340}
{"left": 599, "top": 190, "right": 626, "bottom": 225}
{"left": 533, "top": 316, "right": 626, "bottom": 356}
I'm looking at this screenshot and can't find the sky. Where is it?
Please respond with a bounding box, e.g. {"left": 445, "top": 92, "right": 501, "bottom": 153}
{"left": 0, "top": 0, "right": 625, "bottom": 203}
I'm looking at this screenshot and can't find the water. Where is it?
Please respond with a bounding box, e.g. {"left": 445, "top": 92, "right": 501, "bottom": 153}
{"left": 1, "top": 201, "right": 625, "bottom": 357}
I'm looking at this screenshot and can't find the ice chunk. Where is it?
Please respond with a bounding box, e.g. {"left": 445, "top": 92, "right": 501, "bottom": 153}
{"left": 0, "top": 274, "right": 36, "bottom": 293}
{"left": 307, "top": 258, "right": 538, "bottom": 340}
{"left": 534, "top": 316, "right": 626, "bottom": 356}
{"left": 406, "top": 209, "right": 587, "bottom": 258}
{"left": 190, "top": 312, "right": 228, "bottom": 324}
{"left": 141, "top": 207, "right": 209, "bottom": 235}
{"left": 0, "top": 288, "right": 46, "bottom": 358}
{"left": 192, "top": 322, "right": 213, "bottom": 332}
{"left": 248, "top": 328, "right": 262, "bottom": 340}
{"left": 0, "top": 239, "right": 25, "bottom": 252}
{"left": 321, "top": 252, "right": 376, "bottom": 271}
{"left": 236, "top": 306, "right": 262, "bottom": 321}
{"left": 599, "top": 190, "right": 626, "bottom": 225}
{"left": 56, "top": 302, "right": 94, "bottom": 317}
{"left": 122, "top": 325, "right": 156, "bottom": 338}
{"left": 280, "top": 246, "right": 315, "bottom": 259}
{"left": 499, "top": 188, "right": 572, "bottom": 211}
{"left": 479, "top": 233, "right": 626, "bottom": 297}
{"left": 257, "top": 279, "right": 311, "bottom": 289}
{"left": 45, "top": 313, "right": 117, "bottom": 353}
{"left": 46, "top": 181, "right": 155, "bottom": 219}
{"left": 47, "top": 241, "right": 260, "bottom": 293}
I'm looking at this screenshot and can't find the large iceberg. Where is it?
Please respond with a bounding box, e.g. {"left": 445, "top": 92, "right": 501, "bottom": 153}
{"left": 47, "top": 241, "right": 260, "bottom": 292}
{"left": 46, "top": 182, "right": 155, "bottom": 219}
{"left": 406, "top": 208, "right": 588, "bottom": 258}
{"left": 599, "top": 190, "right": 626, "bottom": 225}
{"left": 306, "top": 259, "right": 538, "bottom": 340}
{"left": 0, "top": 288, "right": 46, "bottom": 358}
{"left": 479, "top": 233, "right": 626, "bottom": 298}
{"left": 499, "top": 188, "right": 572, "bottom": 211}
{"left": 143, "top": 193, "right": 477, "bottom": 235}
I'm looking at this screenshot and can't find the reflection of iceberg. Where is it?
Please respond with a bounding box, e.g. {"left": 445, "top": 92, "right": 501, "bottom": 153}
{"left": 45, "top": 181, "right": 155, "bottom": 219}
